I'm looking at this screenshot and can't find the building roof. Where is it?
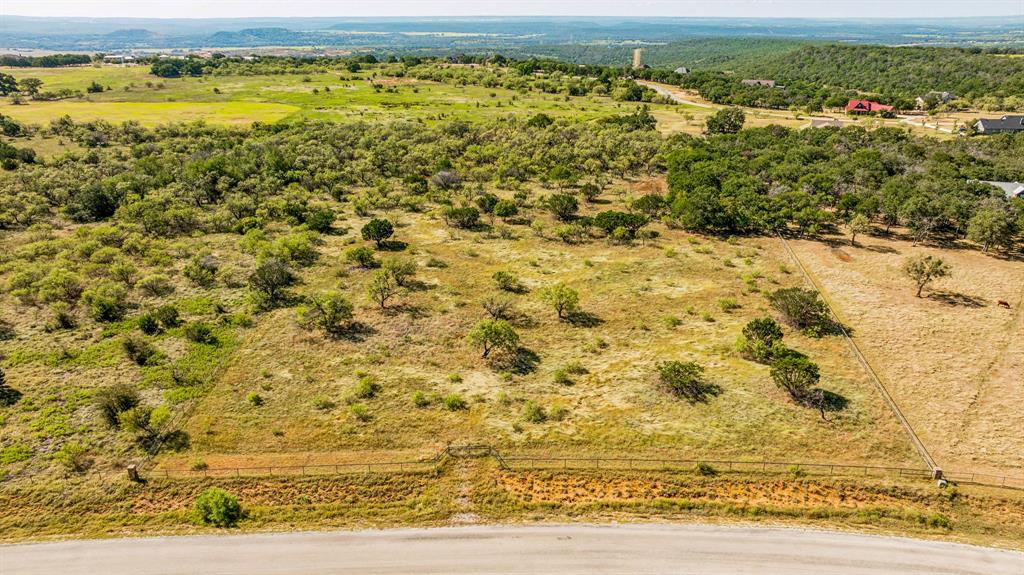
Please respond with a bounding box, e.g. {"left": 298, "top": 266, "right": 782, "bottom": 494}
{"left": 981, "top": 180, "right": 1024, "bottom": 199}
{"left": 975, "top": 115, "right": 1024, "bottom": 133}
{"left": 846, "top": 99, "right": 894, "bottom": 113}
{"left": 674, "top": 67, "right": 690, "bottom": 74}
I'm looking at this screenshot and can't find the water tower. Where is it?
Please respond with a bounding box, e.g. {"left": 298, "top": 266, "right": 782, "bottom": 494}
{"left": 632, "top": 48, "right": 643, "bottom": 69}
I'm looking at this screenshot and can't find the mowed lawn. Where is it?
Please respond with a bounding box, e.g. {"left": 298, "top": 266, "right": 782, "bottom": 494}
{"left": 0, "top": 64, "right": 674, "bottom": 127}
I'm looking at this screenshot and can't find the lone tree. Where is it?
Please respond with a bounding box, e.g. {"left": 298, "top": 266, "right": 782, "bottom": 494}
{"left": 738, "top": 317, "right": 784, "bottom": 363}
{"left": 657, "top": 361, "right": 715, "bottom": 403}
{"left": 299, "top": 291, "right": 354, "bottom": 334}
{"left": 367, "top": 269, "right": 401, "bottom": 310}
{"left": 848, "top": 213, "right": 870, "bottom": 246}
{"left": 705, "top": 106, "right": 746, "bottom": 134}
{"left": 0, "top": 366, "right": 22, "bottom": 407}
{"left": 18, "top": 77, "right": 43, "bottom": 97}
{"left": 770, "top": 353, "right": 820, "bottom": 403}
{"left": 767, "top": 288, "right": 831, "bottom": 334}
{"left": 539, "top": 283, "right": 579, "bottom": 320}
{"left": 361, "top": 218, "right": 394, "bottom": 248}
{"left": 903, "top": 254, "right": 951, "bottom": 297}
{"left": 248, "top": 257, "right": 296, "bottom": 309}
{"left": 466, "top": 319, "right": 519, "bottom": 358}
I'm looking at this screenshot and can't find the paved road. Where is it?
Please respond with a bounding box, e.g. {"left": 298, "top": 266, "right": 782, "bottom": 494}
{"left": 3, "top": 524, "right": 1022, "bottom": 574}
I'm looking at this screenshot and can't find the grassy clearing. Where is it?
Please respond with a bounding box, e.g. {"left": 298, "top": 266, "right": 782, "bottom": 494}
{"left": 788, "top": 232, "right": 1024, "bottom": 476}
{"left": 155, "top": 181, "right": 918, "bottom": 472}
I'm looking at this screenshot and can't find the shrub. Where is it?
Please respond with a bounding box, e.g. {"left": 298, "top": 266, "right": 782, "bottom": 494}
{"left": 695, "top": 462, "right": 718, "bottom": 477}
{"left": 184, "top": 322, "right": 217, "bottom": 345}
{"left": 137, "top": 313, "right": 160, "bottom": 335}
{"left": 412, "top": 391, "right": 430, "bottom": 408}
{"left": 313, "top": 395, "right": 336, "bottom": 411}
{"left": 246, "top": 392, "right": 263, "bottom": 406}
{"left": 122, "top": 334, "right": 161, "bottom": 366}
{"left": 137, "top": 274, "right": 175, "bottom": 297}
{"left": 367, "top": 269, "right": 401, "bottom": 310}
{"left": 521, "top": 401, "right": 547, "bottom": 423}
{"left": 442, "top": 206, "right": 480, "bottom": 229}
{"left": 48, "top": 303, "right": 77, "bottom": 331}
{"left": 493, "top": 199, "right": 519, "bottom": 219}
{"left": 553, "top": 369, "right": 572, "bottom": 385}
{"left": 657, "top": 361, "right": 715, "bottom": 403}
{"left": 54, "top": 442, "right": 93, "bottom": 473}
{"left": 548, "top": 404, "right": 568, "bottom": 421}
{"left": 346, "top": 246, "right": 378, "bottom": 268}
{"left": 738, "top": 317, "right": 784, "bottom": 363}
{"left": 361, "top": 218, "right": 394, "bottom": 247}
{"left": 717, "top": 298, "right": 741, "bottom": 312}
{"left": 298, "top": 291, "right": 354, "bottom": 334}
{"left": 767, "top": 287, "right": 831, "bottom": 334}
{"left": 193, "top": 488, "right": 243, "bottom": 528}
{"left": 442, "top": 393, "right": 467, "bottom": 411}
{"left": 248, "top": 258, "right": 296, "bottom": 309}
{"left": 353, "top": 376, "right": 380, "bottom": 399}
{"left": 482, "top": 295, "right": 514, "bottom": 319}
{"left": 183, "top": 256, "right": 218, "bottom": 287}
{"left": 382, "top": 257, "right": 416, "bottom": 287}
{"left": 492, "top": 271, "right": 523, "bottom": 292}
{"left": 82, "top": 284, "right": 128, "bottom": 322}
{"left": 94, "top": 384, "right": 140, "bottom": 427}
{"left": 349, "top": 403, "right": 372, "bottom": 422}
{"left": 545, "top": 193, "right": 578, "bottom": 221}
{"left": 153, "top": 305, "right": 181, "bottom": 328}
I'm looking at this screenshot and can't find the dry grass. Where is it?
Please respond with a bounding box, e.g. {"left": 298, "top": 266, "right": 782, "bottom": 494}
{"left": 788, "top": 231, "right": 1024, "bottom": 476}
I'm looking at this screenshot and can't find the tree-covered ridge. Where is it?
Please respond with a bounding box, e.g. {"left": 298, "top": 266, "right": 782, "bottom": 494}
{"left": 725, "top": 45, "right": 1024, "bottom": 109}
{"left": 667, "top": 126, "right": 1024, "bottom": 249}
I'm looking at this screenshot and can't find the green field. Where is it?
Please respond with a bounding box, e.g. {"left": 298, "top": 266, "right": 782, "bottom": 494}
{"left": 0, "top": 65, "right": 687, "bottom": 128}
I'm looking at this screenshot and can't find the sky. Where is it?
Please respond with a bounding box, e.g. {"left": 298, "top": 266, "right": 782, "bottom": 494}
{"left": 1, "top": 0, "right": 1022, "bottom": 19}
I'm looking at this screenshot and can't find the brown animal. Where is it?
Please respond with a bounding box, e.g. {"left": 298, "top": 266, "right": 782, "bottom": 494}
{"left": 997, "top": 300, "right": 1011, "bottom": 309}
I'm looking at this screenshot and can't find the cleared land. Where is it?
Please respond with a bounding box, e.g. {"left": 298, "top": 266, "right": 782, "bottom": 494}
{"left": 788, "top": 232, "right": 1024, "bottom": 477}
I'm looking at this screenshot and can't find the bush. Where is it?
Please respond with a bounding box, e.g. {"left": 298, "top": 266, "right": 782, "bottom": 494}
{"left": 153, "top": 305, "right": 181, "bottom": 328}
{"left": 94, "top": 384, "right": 140, "bottom": 427}
{"left": 657, "top": 361, "right": 716, "bottom": 403}
{"left": 82, "top": 284, "right": 128, "bottom": 322}
{"left": 248, "top": 258, "right": 296, "bottom": 309}
{"left": 717, "top": 298, "right": 741, "bottom": 312}
{"left": 54, "top": 442, "right": 93, "bottom": 473}
{"left": 539, "top": 283, "right": 579, "bottom": 320}
{"left": 193, "top": 488, "right": 243, "bottom": 528}
{"left": 298, "top": 291, "right": 354, "bottom": 334}
{"left": 521, "top": 400, "right": 547, "bottom": 423}
{"left": 442, "top": 206, "right": 480, "bottom": 229}
{"left": 767, "top": 288, "right": 831, "bottom": 334}
{"left": 738, "top": 317, "right": 784, "bottom": 363}
{"left": 466, "top": 319, "right": 519, "bottom": 358}
{"left": 246, "top": 392, "right": 263, "bottom": 406}
{"left": 184, "top": 322, "right": 217, "bottom": 345}
{"left": 695, "top": 462, "right": 718, "bottom": 477}
{"left": 770, "top": 353, "right": 820, "bottom": 402}
{"left": 442, "top": 393, "right": 467, "bottom": 411}
{"left": 137, "top": 274, "right": 175, "bottom": 297}
{"left": 349, "top": 403, "right": 372, "bottom": 422}
{"left": 137, "top": 313, "right": 160, "bottom": 335}
{"left": 545, "top": 193, "right": 578, "bottom": 221}
{"left": 346, "top": 246, "right": 379, "bottom": 268}
{"left": 122, "top": 334, "right": 161, "bottom": 366}
{"left": 353, "top": 376, "right": 380, "bottom": 399}
{"left": 313, "top": 395, "right": 336, "bottom": 411}
{"left": 492, "top": 271, "right": 523, "bottom": 292}
{"left": 382, "top": 257, "right": 416, "bottom": 287}
{"left": 412, "top": 390, "right": 431, "bottom": 408}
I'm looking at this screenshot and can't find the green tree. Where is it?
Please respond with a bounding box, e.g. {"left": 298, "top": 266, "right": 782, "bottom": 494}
{"left": 18, "top": 77, "right": 43, "bottom": 96}
{"left": 657, "top": 361, "right": 714, "bottom": 402}
{"left": 361, "top": 218, "right": 394, "bottom": 247}
{"left": 545, "top": 193, "right": 578, "bottom": 221}
{"left": 705, "top": 107, "right": 746, "bottom": 134}
{"left": 770, "top": 354, "right": 820, "bottom": 403}
{"left": 903, "top": 254, "right": 951, "bottom": 297}
{"left": 966, "top": 206, "right": 1013, "bottom": 253}
{"left": 193, "top": 488, "right": 244, "bottom": 528}
{"left": 382, "top": 257, "right": 417, "bottom": 287}
{"left": 466, "top": 319, "right": 519, "bottom": 358}
{"left": 493, "top": 199, "right": 519, "bottom": 220}
{"left": 367, "top": 269, "right": 400, "bottom": 310}
{"left": 94, "top": 384, "right": 140, "bottom": 428}
{"left": 848, "top": 213, "right": 871, "bottom": 246}
{"left": 766, "top": 288, "right": 831, "bottom": 333}
{"left": 248, "top": 258, "right": 296, "bottom": 309}
{"left": 539, "top": 283, "right": 579, "bottom": 320}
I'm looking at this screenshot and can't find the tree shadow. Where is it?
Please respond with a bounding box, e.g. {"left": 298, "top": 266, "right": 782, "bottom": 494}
{"left": 331, "top": 321, "right": 376, "bottom": 342}
{"left": 684, "top": 382, "right": 723, "bottom": 404}
{"left": 927, "top": 290, "right": 986, "bottom": 309}
{"left": 0, "top": 385, "right": 22, "bottom": 407}
{"left": 565, "top": 310, "right": 604, "bottom": 327}
{"left": 386, "top": 303, "right": 429, "bottom": 319}
{"left": 401, "top": 279, "right": 434, "bottom": 292}
{"left": 510, "top": 312, "right": 538, "bottom": 329}
{"left": 378, "top": 240, "right": 408, "bottom": 252}
{"left": 161, "top": 430, "right": 191, "bottom": 452}
{"left": 492, "top": 346, "right": 540, "bottom": 375}
{"left": 799, "top": 388, "right": 849, "bottom": 421}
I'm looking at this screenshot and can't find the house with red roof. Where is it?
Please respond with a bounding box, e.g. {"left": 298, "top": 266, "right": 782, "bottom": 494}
{"left": 846, "top": 99, "right": 894, "bottom": 114}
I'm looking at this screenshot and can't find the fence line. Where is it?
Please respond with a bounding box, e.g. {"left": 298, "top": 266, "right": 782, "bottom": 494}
{"left": 139, "top": 444, "right": 1024, "bottom": 490}
{"left": 776, "top": 234, "right": 940, "bottom": 473}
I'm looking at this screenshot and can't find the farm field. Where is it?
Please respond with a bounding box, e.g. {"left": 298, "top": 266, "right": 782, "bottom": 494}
{"left": 0, "top": 64, "right": 694, "bottom": 131}
{"left": 789, "top": 232, "right": 1024, "bottom": 477}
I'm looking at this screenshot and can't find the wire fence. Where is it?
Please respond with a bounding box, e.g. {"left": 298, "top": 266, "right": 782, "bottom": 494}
{"left": 140, "top": 445, "right": 1024, "bottom": 490}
